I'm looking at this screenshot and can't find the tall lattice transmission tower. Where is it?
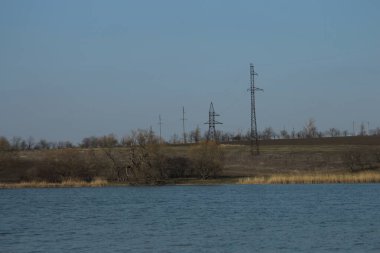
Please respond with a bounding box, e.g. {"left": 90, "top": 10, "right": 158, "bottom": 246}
{"left": 205, "top": 102, "right": 222, "bottom": 142}
{"left": 249, "top": 63, "right": 263, "bottom": 155}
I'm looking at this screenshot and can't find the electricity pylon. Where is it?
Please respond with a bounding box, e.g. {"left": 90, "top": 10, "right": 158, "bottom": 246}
{"left": 205, "top": 102, "right": 222, "bottom": 142}
{"left": 249, "top": 63, "right": 263, "bottom": 155}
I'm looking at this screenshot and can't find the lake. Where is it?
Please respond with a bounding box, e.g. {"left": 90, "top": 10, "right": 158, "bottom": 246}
{"left": 1, "top": 184, "right": 380, "bottom": 252}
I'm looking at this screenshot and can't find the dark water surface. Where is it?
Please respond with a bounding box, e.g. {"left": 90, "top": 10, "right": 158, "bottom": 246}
{"left": 1, "top": 184, "right": 380, "bottom": 252}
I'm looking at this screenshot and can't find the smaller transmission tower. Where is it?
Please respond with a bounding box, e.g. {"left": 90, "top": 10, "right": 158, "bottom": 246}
{"left": 181, "top": 106, "right": 187, "bottom": 143}
{"left": 158, "top": 114, "right": 163, "bottom": 143}
{"left": 249, "top": 63, "right": 263, "bottom": 156}
{"left": 205, "top": 102, "right": 222, "bottom": 142}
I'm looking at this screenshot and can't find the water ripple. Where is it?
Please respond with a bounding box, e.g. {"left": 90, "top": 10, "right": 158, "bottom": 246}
{"left": 1, "top": 185, "right": 380, "bottom": 252}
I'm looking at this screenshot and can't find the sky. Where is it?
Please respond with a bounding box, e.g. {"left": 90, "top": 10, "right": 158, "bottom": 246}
{"left": 0, "top": 0, "right": 379, "bottom": 143}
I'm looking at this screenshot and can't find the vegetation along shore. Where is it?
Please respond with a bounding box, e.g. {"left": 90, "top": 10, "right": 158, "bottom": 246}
{"left": 1, "top": 130, "right": 380, "bottom": 188}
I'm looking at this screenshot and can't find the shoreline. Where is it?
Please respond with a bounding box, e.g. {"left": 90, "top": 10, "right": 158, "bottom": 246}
{"left": 1, "top": 171, "right": 380, "bottom": 189}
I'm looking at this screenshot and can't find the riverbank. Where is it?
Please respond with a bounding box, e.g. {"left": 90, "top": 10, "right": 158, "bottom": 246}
{"left": 2, "top": 171, "right": 380, "bottom": 188}
{"left": 2, "top": 137, "right": 380, "bottom": 188}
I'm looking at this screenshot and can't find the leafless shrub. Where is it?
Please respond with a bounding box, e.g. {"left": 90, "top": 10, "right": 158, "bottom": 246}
{"left": 0, "top": 137, "right": 11, "bottom": 151}
{"left": 165, "top": 156, "right": 193, "bottom": 178}
{"left": 189, "top": 141, "right": 224, "bottom": 179}
{"left": 342, "top": 148, "right": 379, "bottom": 172}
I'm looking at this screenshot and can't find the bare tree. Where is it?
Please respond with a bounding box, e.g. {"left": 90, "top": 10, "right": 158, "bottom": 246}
{"left": 359, "top": 123, "right": 366, "bottom": 136}
{"left": 303, "top": 118, "right": 318, "bottom": 138}
{"left": 26, "top": 137, "right": 35, "bottom": 150}
{"left": 10, "top": 136, "right": 22, "bottom": 150}
{"left": 280, "top": 129, "right": 290, "bottom": 139}
{"left": 291, "top": 128, "right": 296, "bottom": 139}
{"left": 171, "top": 133, "right": 180, "bottom": 144}
{"left": 372, "top": 127, "right": 380, "bottom": 136}
{"left": 121, "top": 134, "right": 136, "bottom": 146}
{"left": 189, "top": 142, "right": 224, "bottom": 179}
{"left": 328, "top": 128, "right": 341, "bottom": 137}
{"left": 190, "top": 126, "right": 201, "bottom": 143}
{"left": 0, "top": 136, "right": 10, "bottom": 150}
{"left": 36, "top": 139, "right": 51, "bottom": 150}
{"left": 262, "top": 127, "right": 275, "bottom": 140}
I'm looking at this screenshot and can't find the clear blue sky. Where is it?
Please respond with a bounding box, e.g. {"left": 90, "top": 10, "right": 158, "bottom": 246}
{"left": 1, "top": 0, "right": 379, "bottom": 143}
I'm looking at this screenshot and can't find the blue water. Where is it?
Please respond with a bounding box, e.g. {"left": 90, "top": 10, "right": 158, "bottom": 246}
{"left": 1, "top": 185, "right": 380, "bottom": 252}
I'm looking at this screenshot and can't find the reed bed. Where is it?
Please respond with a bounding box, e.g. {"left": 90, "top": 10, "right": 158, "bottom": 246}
{"left": 238, "top": 171, "right": 380, "bottom": 184}
{"left": 0, "top": 178, "right": 108, "bottom": 189}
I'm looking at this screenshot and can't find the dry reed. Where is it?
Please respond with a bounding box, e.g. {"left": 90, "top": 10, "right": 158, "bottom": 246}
{"left": 238, "top": 171, "right": 380, "bottom": 184}
{"left": 0, "top": 178, "right": 108, "bottom": 189}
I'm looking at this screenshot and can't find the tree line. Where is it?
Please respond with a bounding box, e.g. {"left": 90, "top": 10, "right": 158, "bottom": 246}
{"left": 1, "top": 119, "right": 380, "bottom": 150}
{"left": 0, "top": 129, "right": 224, "bottom": 184}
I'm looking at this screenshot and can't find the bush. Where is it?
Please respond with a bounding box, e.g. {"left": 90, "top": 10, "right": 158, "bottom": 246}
{"left": 165, "top": 156, "right": 193, "bottom": 178}
{"left": 26, "top": 149, "right": 102, "bottom": 182}
{"left": 342, "top": 148, "right": 380, "bottom": 172}
{"left": 0, "top": 137, "right": 10, "bottom": 151}
{"left": 189, "top": 142, "right": 224, "bottom": 179}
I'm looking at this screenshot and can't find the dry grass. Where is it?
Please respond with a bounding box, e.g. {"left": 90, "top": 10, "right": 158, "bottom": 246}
{"left": 2, "top": 172, "right": 380, "bottom": 188}
{"left": 0, "top": 178, "right": 108, "bottom": 189}
{"left": 238, "top": 171, "right": 380, "bottom": 184}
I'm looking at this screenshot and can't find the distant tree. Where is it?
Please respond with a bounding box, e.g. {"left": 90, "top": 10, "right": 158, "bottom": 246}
{"left": 280, "top": 129, "right": 290, "bottom": 139}
{"left": 134, "top": 129, "right": 159, "bottom": 146}
{"left": 359, "top": 123, "right": 366, "bottom": 136}
{"left": 103, "top": 148, "right": 129, "bottom": 181}
{"left": 57, "top": 141, "right": 74, "bottom": 149}
{"left": 189, "top": 132, "right": 194, "bottom": 143}
{"left": 244, "top": 130, "right": 252, "bottom": 141}
{"left": 372, "top": 127, "right": 380, "bottom": 136}
{"left": 183, "top": 132, "right": 188, "bottom": 144}
{"left": 36, "top": 139, "right": 51, "bottom": 150}
{"left": 10, "top": 136, "right": 22, "bottom": 150}
{"left": 165, "top": 156, "right": 193, "bottom": 178}
{"left": 303, "top": 119, "right": 318, "bottom": 138}
{"left": 202, "top": 130, "right": 223, "bottom": 142}
{"left": 50, "top": 142, "right": 59, "bottom": 149}
{"left": 291, "top": 128, "right": 296, "bottom": 139}
{"left": 232, "top": 131, "right": 242, "bottom": 141}
{"left": 101, "top": 140, "right": 168, "bottom": 183}
{"left": 328, "top": 128, "right": 341, "bottom": 137}
{"left": 171, "top": 133, "right": 180, "bottom": 144}
{"left": 100, "top": 134, "right": 118, "bottom": 147}
{"left": 121, "top": 129, "right": 159, "bottom": 147}
{"left": 81, "top": 134, "right": 119, "bottom": 148}
{"left": 194, "top": 126, "right": 202, "bottom": 143}
{"left": 190, "top": 126, "right": 201, "bottom": 143}
{"left": 203, "top": 131, "right": 210, "bottom": 141}
{"left": 214, "top": 130, "right": 223, "bottom": 142}
{"left": 81, "top": 136, "right": 98, "bottom": 148}
{"left": 121, "top": 134, "right": 136, "bottom": 146}
{"left": 189, "top": 141, "right": 224, "bottom": 179}
{"left": 221, "top": 132, "right": 233, "bottom": 142}
{"left": 27, "top": 136, "right": 35, "bottom": 150}
{"left": 0, "top": 136, "right": 10, "bottom": 150}
{"left": 262, "top": 127, "right": 275, "bottom": 140}
{"left": 147, "top": 127, "right": 158, "bottom": 144}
